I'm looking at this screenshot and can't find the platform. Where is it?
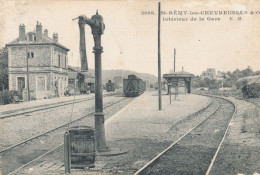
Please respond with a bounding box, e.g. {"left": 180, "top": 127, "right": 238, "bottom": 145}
{"left": 0, "top": 93, "right": 94, "bottom": 115}
{"left": 105, "top": 91, "right": 210, "bottom": 141}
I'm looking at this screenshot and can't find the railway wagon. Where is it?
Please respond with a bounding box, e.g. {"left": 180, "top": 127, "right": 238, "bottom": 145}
{"left": 106, "top": 80, "right": 115, "bottom": 92}
{"left": 123, "top": 75, "right": 146, "bottom": 97}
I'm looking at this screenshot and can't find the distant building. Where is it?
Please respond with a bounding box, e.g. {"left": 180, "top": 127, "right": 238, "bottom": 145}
{"left": 68, "top": 66, "right": 95, "bottom": 93}
{"left": 201, "top": 68, "right": 216, "bottom": 80}
{"left": 68, "top": 66, "right": 85, "bottom": 91}
{"left": 6, "top": 22, "right": 70, "bottom": 99}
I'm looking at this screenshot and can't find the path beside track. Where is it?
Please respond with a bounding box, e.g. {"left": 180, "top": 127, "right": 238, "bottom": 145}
{"left": 0, "top": 92, "right": 119, "bottom": 119}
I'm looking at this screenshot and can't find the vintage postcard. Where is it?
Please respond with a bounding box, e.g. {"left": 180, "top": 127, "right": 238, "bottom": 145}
{"left": 0, "top": 0, "right": 260, "bottom": 175}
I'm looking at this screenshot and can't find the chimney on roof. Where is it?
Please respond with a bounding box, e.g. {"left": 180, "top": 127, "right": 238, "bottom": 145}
{"left": 19, "top": 24, "right": 26, "bottom": 42}
{"left": 36, "top": 21, "right": 42, "bottom": 42}
{"left": 44, "top": 29, "right": 48, "bottom": 37}
{"left": 53, "top": 33, "right": 58, "bottom": 42}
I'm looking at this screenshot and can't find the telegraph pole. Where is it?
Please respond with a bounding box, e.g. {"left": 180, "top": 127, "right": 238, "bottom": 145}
{"left": 26, "top": 44, "right": 30, "bottom": 101}
{"left": 174, "top": 48, "right": 176, "bottom": 72}
{"left": 158, "top": 2, "right": 162, "bottom": 111}
{"left": 174, "top": 48, "right": 176, "bottom": 100}
{"left": 170, "top": 48, "right": 176, "bottom": 102}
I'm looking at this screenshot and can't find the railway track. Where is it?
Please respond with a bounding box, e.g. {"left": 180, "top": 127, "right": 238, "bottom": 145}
{"left": 134, "top": 96, "right": 236, "bottom": 175}
{"left": 0, "top": 92, "right": 121, "bottom": 119}
{"left": 0, "top": 96, "right": 131, "bottom": 175}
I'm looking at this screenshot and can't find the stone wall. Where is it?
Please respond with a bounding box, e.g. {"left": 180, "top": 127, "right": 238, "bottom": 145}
{"left": 9, "top": 45, "right": 51, "bottom": 67}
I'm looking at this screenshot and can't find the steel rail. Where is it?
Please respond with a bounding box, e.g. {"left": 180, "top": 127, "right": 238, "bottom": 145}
{"left": 205, "top": 96, "right": 237, "bottom": 175}
{"left": 134, "top": 96, "right": 236, "bottom": 175}
{"left": 7, "top": 143, "right": 63, "bottom": 175}
{"left": 6, "top": 97, "right": 130, "bottom": 175}
{"left": 0, "top": 92, "right": 121, "bottom": 119}
{"left": 0, "top": 97, "right": 127, "bottom": 153}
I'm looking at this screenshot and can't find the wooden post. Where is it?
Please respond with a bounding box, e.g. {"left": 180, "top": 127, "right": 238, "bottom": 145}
{"left": 175, "top": 86, "right": 177, "bottom": 100}
{"left": 64, "top": 131, "right": 71, "bottom": 174}
{"left": 158, "top": 2, "right": 162, "bottom": 111}
{"left": 169, "top": 84, "right": 171, "bottom": 104}
{"left": 188, "top": 81, "right": 191, "bottom": 93}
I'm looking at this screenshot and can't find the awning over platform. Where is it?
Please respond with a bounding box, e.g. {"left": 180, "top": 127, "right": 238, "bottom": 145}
{"left": 163, "top": 71, "right": 194, "bottom": 93}
{"left": 163, "top": 71, "right": 194, "bottom": 79}
{"left": 68, "top": 72, "right": 78, "bottom": 79}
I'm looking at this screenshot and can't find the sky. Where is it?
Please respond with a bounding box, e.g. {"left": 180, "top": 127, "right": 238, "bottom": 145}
{"left": 0, "top": 0, "right": 260, "bottom": 76}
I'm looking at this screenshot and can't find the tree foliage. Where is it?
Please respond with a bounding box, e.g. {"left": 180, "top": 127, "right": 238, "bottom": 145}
{"left": 0, "top": 90, "right": 13, "bottom": 105}
{"left": 193, "top": 66, "right": 260, "bottom": 91}
{"left": 0, "top": 90, "right": 22, "bottom": 105}
{"left": 242, "top": 83, "right": 260, "bottom": 98}
{"left": 0, "top": 47, "right": 8, "bottom": 91}
{"left": 192, "top": 77, "right": 221, "bottom": 89}
{"left": 236, "top": 79, "right": 248, "bottom": 89}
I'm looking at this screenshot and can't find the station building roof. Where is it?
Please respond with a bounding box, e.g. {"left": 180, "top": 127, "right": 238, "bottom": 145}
{"left": 6, "top": 32, "right": 70, "bottom": 51}
{"left": 68, "top": 66, "right": 95, "bottom": 79}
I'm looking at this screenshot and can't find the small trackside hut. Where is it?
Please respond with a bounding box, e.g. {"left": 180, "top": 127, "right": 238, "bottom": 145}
{"left": 163, "top": 70, "right": 194, "bottom": 94}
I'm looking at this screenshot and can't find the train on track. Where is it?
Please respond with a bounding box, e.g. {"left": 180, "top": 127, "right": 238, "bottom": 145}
{"left": 106, "top": 80, "right": 115, "bottom": 92}
{"left": 123, "top": 75, "right": 146, "bottom": 97}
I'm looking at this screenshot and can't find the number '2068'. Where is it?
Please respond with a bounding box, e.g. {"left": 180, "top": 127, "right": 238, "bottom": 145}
{"left": 141, "top": 11, "right": 155, "bottom": 15}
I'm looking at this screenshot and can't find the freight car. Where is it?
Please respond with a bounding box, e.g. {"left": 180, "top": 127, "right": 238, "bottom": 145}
{"left": 106, "top": 80, "right": 115, "bottom": 92}
{"left": 123, "top": 75, "right": 146, "bottom": 97}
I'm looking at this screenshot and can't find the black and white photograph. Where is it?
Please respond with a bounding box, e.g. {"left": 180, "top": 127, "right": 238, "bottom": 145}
{"left": 0, "top": 0, "right": 260, "bottom": 174}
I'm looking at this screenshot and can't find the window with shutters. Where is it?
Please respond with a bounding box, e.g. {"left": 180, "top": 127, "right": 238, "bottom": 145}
{"left": 27, "top": 52, "right": 34, "bottom": 58}
{"left": 17, "top": 77, "right": 25, "bottom": 91}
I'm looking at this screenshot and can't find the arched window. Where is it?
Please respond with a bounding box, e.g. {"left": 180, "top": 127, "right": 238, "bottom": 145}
{"left": 28, "top": 34, "right": 33, "bottom": 41}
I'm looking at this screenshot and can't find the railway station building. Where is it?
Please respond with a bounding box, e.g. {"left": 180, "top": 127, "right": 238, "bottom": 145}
{"left": 201, "top": 68, "right": 216, "bottom": 80}
{"left": 6, "top": 22, "right": 70, "bottom": 100}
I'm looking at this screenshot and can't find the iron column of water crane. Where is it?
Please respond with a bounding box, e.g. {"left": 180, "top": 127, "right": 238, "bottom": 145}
{"left": 76, "top": 11, "right": 108, "bottom": 152}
